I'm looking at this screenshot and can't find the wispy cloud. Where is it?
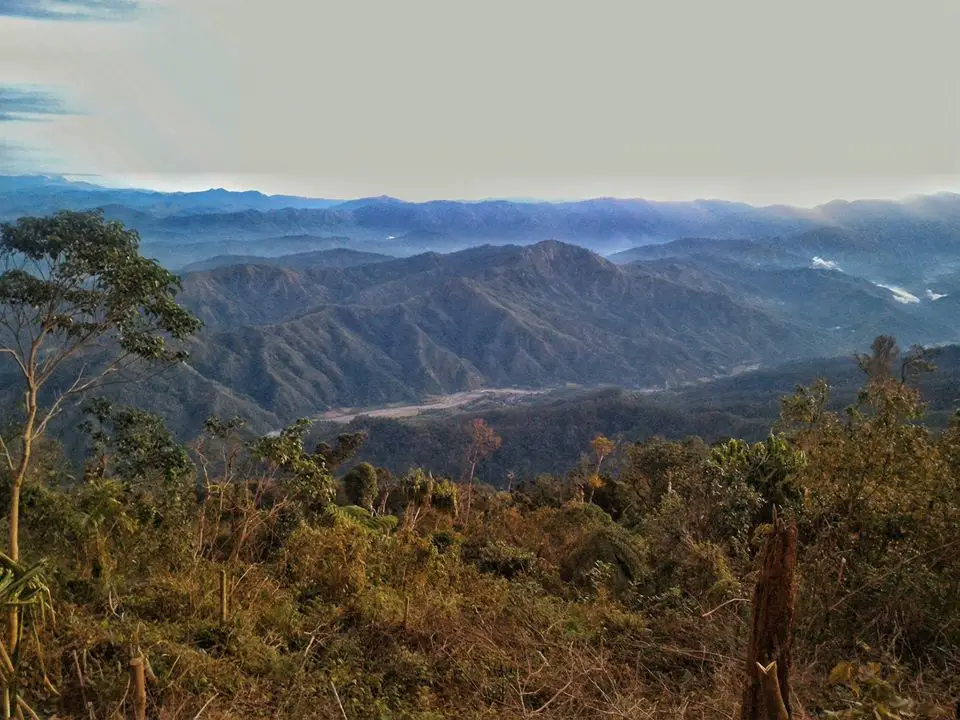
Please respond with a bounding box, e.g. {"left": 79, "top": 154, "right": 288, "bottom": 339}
{"left": 0, "top": 86, "right": 72, "bottom": 172}
{"left": 0, "top": 0, "right": 141, "bottom": 21}
{"left": 0, "top": 140, "right": 54, "bottom": 172}
{"left": 0, "top": 86, "right": 73, "bottom": 123}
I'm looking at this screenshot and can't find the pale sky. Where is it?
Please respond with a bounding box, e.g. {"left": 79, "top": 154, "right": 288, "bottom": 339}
{"left": 1, "top": 0, "right": 959, "bottom": 205}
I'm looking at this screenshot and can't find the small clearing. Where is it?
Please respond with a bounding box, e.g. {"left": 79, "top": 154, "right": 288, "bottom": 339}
{"left": 314, "top": 388, "right": 543, "bottom": 424}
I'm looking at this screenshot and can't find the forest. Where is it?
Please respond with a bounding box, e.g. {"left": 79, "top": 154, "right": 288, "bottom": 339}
{"left": 0, "top": 212, "right": 958, "bottom": 718}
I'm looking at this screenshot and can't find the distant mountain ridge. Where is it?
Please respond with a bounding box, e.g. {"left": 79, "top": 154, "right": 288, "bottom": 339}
{"left": 6, "top": 174, "right": 960, "bottom": 270}
{"left": 0, "top": 175, "right": 341, "bottom": 217}
{"left": 179, "top": 248, "right": 392, "bottom": 273}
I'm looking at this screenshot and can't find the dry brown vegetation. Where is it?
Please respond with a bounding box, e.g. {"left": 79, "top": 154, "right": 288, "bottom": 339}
{"left": 0, "top": 216, "right": 957, "bottom": 718}
{"left": 0, "top": 348, "right": 954, "bottom": 718}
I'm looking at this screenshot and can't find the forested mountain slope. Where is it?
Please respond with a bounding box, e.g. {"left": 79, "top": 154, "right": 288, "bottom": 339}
{"left": 173, "top": 241, "right": 829, "bottom": 419}
{"left": 321, "top": 346, "right": 960, "bottom": 480}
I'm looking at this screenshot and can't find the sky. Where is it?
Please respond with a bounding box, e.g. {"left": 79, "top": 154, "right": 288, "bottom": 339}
{"left": 1, "top": 0, "right": 959, "bottom": 205}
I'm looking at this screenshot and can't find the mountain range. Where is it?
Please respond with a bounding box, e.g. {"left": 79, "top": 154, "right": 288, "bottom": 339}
{"left": 3, "top": 175, "right": 960, "bottom": 452}
{"left": 173, "top": 241, "right": 809, "bottom": 419}
{"left": 6, "top": 175, "right": 960, "bottom": 269}
{"left": 157, "top": 236, "right": 958, "bottom": 437}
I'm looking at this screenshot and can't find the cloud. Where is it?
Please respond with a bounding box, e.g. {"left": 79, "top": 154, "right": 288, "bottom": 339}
{"left": 0, "top": 86, "right": 73, "bottom": 122}
{"left": 2, "top": 0, "right": 959, "bottom": 201}
{"left": 875, "top": 283, "right": 921, "bottom": 305}
{"left": 0, "top": 88, "right": 70, "bottom": 170}
{"left": 811, "top": 256, "right": 841, "bottom": 271}
{"left": 0, "top": 140, "right": 30, "bottom": 161}
{"left": 0, "top": 0, "right": 141, "bottom": 21}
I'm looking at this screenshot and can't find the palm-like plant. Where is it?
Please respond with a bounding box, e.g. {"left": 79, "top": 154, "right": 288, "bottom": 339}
{"left": 0, "top": 552, "right": 54, "bottom": 720}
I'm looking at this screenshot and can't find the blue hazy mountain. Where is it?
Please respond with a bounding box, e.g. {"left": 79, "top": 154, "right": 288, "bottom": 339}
{"left": 6, "top": 176, "right": 960, "bottom": 273}
{"left": 0, "top": 174, "right": 342, "bottom": 217}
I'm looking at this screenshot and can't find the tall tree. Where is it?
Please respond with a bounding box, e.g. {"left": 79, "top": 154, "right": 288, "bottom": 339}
{"left": 315, "top": 431, "right": 367, "bottom": 472}
{"left": 585, "top": 433, "right": 615, "bottom": 503}
{"left": 855, "top": 334, "right": 900, "bottom": 381}
{"left": 0, "top": 210, "right": 200, "bottom": 651}
{"left": 461, "top": 418, "right": 501, "bottom": 525}
{"left": 854, "top": 335, "right": 936, "bottom": 387}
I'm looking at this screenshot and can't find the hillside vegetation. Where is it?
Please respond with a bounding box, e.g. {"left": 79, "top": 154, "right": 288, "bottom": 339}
{"left": 3, "top": 341, "right": 959, "bottom": 718}
{"left": 1, "top": 211, "right": 958, "bottom": 718}
{"left": 326, "top": 346, "right": 960, "bottom": 480}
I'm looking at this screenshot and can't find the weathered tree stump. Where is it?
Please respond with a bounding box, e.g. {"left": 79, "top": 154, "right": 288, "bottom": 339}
{"left": 740, "top": 516, "right": 797, "bottom": 720}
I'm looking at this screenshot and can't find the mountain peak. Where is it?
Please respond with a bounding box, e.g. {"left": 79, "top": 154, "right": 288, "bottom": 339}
{"left": 521, "top": 239, "right": 613, "bottom": 268}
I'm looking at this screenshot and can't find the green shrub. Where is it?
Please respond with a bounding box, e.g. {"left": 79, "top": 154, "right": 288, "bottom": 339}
{"left": 474, "top": 540, "right": 536, "bottom": 579}
{"left": 561, "top": 526, "right": 647, "bottom": 597}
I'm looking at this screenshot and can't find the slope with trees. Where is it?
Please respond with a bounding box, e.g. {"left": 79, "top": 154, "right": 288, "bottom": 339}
{"left": 1, "top": 212, "right": 958, "bottom": 717}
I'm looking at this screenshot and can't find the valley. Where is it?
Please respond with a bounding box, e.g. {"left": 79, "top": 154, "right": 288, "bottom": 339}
{"left": 4, "top": 176, "right": 960, "bottom": 459}
{"left": 313, "top": 387, "right": 545, "bottom": 424}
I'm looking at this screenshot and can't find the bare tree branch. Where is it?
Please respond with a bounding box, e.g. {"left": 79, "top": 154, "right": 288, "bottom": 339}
{"left": 0, "top": 436, "right": 13, "bottom": 473}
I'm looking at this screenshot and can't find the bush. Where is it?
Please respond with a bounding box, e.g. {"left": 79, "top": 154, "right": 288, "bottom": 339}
{"left": 474, "top": 540, "right": 537, "bottom": 579}
{"left": 561, "top": 527, "right": 647, "bottom": 597}
{"left": 342, "top": 462, "right": 378, "bottom": 510}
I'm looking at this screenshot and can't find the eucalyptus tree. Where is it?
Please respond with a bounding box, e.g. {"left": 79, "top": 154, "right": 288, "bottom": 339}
{"left": 0, "top": 210, "right": 200, "bottom": 652}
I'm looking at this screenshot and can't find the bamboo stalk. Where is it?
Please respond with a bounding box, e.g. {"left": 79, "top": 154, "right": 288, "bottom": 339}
{"left": 15, "top": 696, "right": 40, "bottom": 720}
{"left": 129, "top": 657, "right": 146, "bottom": 720}
{"left": 219, "top": 569, "right": 229, "bottom": 625}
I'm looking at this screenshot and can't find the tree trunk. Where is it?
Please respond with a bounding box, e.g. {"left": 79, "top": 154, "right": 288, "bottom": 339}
{"left": 757, "top": 661, "right": 790, "bottom": 720}
{"left": 463, "top": 459, "right": 477, "bottom": 526}
{"left": 7, "top": 387, "right": 37, "bottom": 660}
{"left": 377, "top": 489, "right": 391, "bottom": 517}
{"left": 9, "top": 389, "right": 36, "bottom": 562}
{"left": 741, "top": 517, "right": 797, "bottom": 720}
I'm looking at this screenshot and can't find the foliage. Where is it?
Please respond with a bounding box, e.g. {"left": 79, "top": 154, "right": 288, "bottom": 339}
{"left": 0, "top": 335, "right": 954, "bottom": 718}
{"left": 342, "top": 462, "right": 378, "bottom": 511}
{"left": 474, "top": 540, "right": 536, "bottom": 579}
{"left": 0, "top": 210, "right": 201, "bottom": 365}
{"left": 250, "top": 418, "right": 333, "bottom": 513}
{"left": 706, "top": 434, "right": 806, "bottom": 549}
{"left": 561, "top": 527, "right": 647, "bottom": 597}
{"left": 825, "top": 662, "right": 932, "bottom": 719}
{"left": 315, "top": 431, "right": 367, "bottom": 472}
{"left": 80, "top": 398, "right": 192, "bottom": 489}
